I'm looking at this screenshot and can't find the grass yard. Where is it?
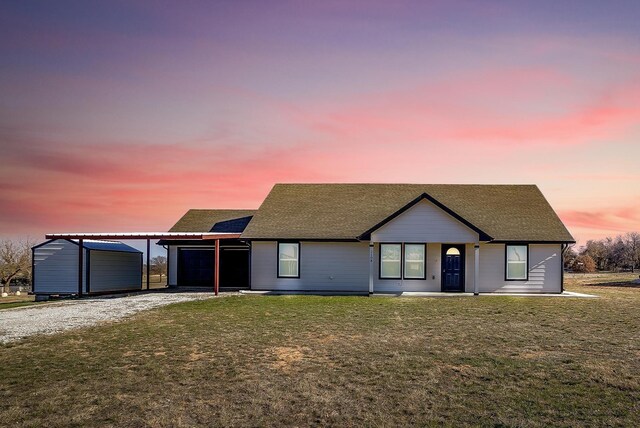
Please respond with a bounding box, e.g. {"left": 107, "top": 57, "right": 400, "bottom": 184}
{"left": 1, "top": 275, "right": 639, "bottom": 427}
{"left": 0, "top": 294, "right": 38, "bottom": 310}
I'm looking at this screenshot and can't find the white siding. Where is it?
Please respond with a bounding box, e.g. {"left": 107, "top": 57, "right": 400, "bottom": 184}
{"left": 477, "top": 244, "right": 562, "bottom": 293}
{"left": 251, "top": 241, "right": 369, "bottom": 291}
{"left": 89, "top": 251, "right": 142, "bottom": 292}
{"left": 250, "top": 241, "right": 561, "bottom": 293}
{"left": 371, "top": 199, "right": 479, "bottom": 243}
{"left": 373, "top": 243, "right": 478, "bottom": 293}
{"left": 373, "top": 243, "right": 442, "bottom": 292}
{"left": 33, "top": 240, "right": 86, "bottom": 294}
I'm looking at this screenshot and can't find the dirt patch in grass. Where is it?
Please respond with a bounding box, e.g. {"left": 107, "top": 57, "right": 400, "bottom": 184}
{"left": 270, "top": 346, "right": 306, "bottom": 370}
{"left": 0, "top": 275, "right": 638, "bottom": 427}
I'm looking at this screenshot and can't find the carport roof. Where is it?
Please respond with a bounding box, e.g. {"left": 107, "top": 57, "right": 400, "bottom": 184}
{"left": 45, "top": 232, "right": 241, "bottom": 240}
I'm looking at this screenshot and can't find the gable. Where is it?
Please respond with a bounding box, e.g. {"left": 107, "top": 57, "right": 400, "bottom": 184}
{"left": 370, "top": 199, "right": 480, "bottom": 243}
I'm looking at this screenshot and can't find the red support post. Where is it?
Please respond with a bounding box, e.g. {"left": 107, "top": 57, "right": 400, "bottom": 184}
{"left": 78, "top": 238, "right": 84, "bottom": 297}
{"left": 146, "top": 239, "right": 150, "bottom": 290}
{"left": 214, "top": 239, "right": 220, "bottom": 296}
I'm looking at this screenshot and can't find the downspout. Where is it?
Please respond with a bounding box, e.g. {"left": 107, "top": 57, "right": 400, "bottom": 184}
{"left": 560, "top": 243, "right": 568, "bottom": 294}
{"left": 368, "top": 242, "right": 374, "bottom": 295}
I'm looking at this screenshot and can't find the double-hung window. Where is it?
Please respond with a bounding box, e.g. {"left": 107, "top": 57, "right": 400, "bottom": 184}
{"left": 278, "top": 242, "right": 299, "bottom": 278}
{"left": 506, "top": 244, "right": 528, "bottom": 280}
{"left": 380, "top": 243, "right": 427, "bottom": 280}
{"left": 380, "top": 244, "right": 402, "bottom": 279}
{"left": 404, "top": 244, "right": 426, "bottom": 279}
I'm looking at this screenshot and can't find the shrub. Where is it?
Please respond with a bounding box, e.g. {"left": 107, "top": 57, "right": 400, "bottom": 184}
{"left": 572, "top": 255, "right": 596, "bottom": 273}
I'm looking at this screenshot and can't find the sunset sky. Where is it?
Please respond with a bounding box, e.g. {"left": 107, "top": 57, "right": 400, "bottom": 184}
{"left": 1, "top": 1, "right": 639, "bottom": 248}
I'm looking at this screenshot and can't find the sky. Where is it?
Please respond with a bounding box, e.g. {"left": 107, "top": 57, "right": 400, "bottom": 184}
{"left": 1, "top": 0, "right": 639, "bottom": 250}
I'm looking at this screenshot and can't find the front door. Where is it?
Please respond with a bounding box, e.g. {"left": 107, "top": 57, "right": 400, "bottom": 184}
{"left": 441, "top": 244, "right": 465, "bottom": 292}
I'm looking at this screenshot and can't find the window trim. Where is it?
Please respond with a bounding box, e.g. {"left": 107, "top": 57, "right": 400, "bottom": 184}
{"left": 403, "top": 243, "right": 427, "bottom": 280}
{"left": 379, "top": 243, "right": 403, "bottom": 280}
{"left": 505, "top": 243, "right": 529, "bottom": 281}
{"left": 277, "top": 241, "right": 300, "bottom": 279}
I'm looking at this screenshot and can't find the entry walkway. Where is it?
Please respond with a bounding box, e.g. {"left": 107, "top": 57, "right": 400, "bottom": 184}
{"left": 384, "top": 291, "right": 597, "bottom": 298}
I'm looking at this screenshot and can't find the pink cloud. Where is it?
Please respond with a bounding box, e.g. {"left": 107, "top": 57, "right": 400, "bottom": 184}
{"left": 558, "top": 205, "right": 640, "bottom": 236}
{"left": 0, "top": 134, "right": 337, "bottom": 238}
{"left": 289, "top": 68, "right": 640, "bottom": 148}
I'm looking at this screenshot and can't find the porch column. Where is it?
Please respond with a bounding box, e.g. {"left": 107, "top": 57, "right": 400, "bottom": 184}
{"left": 368, "top": 242, "right": 374, "bottom": 295}
{"left": 214, "top": 239, "right": 220, "bottom": 296}
{"left": 474, "top": 244, "right": 480, "bottom": 296}
{"left": 78, "top": 238, "right": 84, "bottom": 297}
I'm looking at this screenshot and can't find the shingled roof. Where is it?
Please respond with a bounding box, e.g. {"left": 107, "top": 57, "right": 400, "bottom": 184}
{"left": 240, "top": 184, "right": 574, "bottom": 242}
{"left": 169, "top": 209, "right": 256, "bottom": 233}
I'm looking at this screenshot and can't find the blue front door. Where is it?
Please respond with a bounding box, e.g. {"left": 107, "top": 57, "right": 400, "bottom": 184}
{"left": 441, "top": 244, "right": 465, "bottom": 292}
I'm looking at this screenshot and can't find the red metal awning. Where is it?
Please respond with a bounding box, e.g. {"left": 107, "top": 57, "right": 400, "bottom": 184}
{"left": 45, "top": 232, "right": 241, "bottom": 240}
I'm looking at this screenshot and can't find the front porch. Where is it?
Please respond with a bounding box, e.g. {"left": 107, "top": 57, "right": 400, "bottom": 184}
{"left": 367, "top": 241, "right": 482, "bottom": 295}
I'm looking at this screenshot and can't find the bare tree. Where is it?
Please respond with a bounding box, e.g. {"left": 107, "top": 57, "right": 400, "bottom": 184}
{"left": 150, "top": 256, "right": 168, "bottom": 280}
{"left": 622, "top": 232, "right": 640, "bottom": 273}
{"left": 0, "top": 239, "right": 34, "bottom": 294}
{"left": 582, "top": 239, "right": 608, "bottom": 270}
{"left": 563, "top": 245, "right": 577, "bottom": 270}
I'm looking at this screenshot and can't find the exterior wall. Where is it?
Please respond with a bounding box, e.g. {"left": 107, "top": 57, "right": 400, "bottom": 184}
{"left": 251, "top": 241, "right": 369, "bottom": 291}
{"left": 168, "top": 245, "right": 178, "bottom": 286}
{"left": 477, "top": 243, "right": 562, "bottom": 293}
{"left": 89, "top": 251, "right": 142, "bottom": 292}
{"left": 33, "top": 240, "right": 86, "bottom": 294}
{"left": 373, "top": 243, "right": 477, "bottom": 293}
{"left": 249, "top": 241, "right": 561, "bottom": 293}
{"left": 371, "top": 199, "right": 479, "bottom": 243}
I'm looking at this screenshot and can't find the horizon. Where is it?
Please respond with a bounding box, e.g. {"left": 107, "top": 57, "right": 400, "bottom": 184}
{"left": 1, "top": 1, "right": 639, "bottom": 246}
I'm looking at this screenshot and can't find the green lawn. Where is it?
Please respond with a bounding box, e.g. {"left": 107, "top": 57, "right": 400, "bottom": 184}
{"left": 1, "top": 275, "right": 639, "bottom": 427}
{"left": 0, "top": 294, "right": 39, "bottom": 310}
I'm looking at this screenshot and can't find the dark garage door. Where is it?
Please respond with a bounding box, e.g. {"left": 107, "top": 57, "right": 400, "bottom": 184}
{"left": 178, "top": 248, "right": 249, "bottom": 288}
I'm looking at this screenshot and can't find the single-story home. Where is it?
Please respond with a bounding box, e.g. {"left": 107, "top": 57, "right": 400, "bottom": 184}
{"left": 161, "top": 184, "right": 575, "bottom": 294}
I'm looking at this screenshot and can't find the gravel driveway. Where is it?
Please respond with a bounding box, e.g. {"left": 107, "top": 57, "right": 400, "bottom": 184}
{"left": 0, "top": 292, "right": 225, "bottom": 343}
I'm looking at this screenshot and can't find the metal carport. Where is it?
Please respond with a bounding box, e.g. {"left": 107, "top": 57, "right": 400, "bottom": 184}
{"left": 44, "top": 232, "right": 241, "bottom": 296}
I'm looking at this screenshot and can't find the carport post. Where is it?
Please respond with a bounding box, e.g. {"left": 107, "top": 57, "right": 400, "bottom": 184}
{"left": 214, "top": 239, "right": 220, "bottom": 296}
{"left": 78, "top": 238, "right": 84, "bottom": 297}
{"left": 146, "top": 239, "right": 150, "bottom": 290}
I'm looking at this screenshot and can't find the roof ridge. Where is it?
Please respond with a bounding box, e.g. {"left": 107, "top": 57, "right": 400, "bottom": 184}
{"left": 273, "top": 183, "right": 539, "bottom": 186}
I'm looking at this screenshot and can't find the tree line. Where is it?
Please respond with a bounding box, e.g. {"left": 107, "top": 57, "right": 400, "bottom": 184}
{"left": 564, "top": 232, "right": 640, "bottom": 273}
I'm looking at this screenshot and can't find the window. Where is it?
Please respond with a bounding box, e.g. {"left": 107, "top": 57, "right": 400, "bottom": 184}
{"left": 506, "top": 244, "right": 528, "bottom": 280}
{"left": 278, "top": 242, "right": 299, "bottom": 278}
{"left": 445, "top": 247, "right": 460, "bottom": 256}
{"left": 380, "top": 244, "right": 402, "bottom": 279}
{"left": 404, "top": 244, "right": 426, "bottom": 279}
